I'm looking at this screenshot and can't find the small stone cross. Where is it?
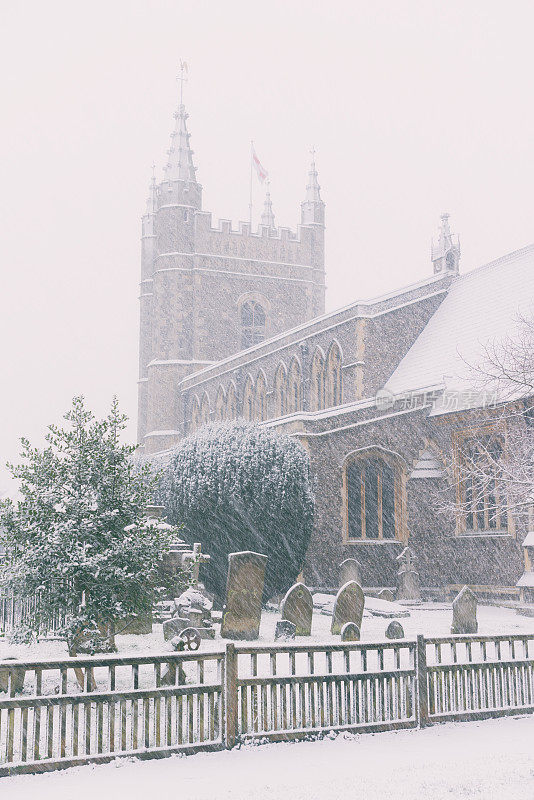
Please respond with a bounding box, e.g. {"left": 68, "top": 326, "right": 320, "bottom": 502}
{"left": 397, "top": 546, "right": 416, "bottom": 573}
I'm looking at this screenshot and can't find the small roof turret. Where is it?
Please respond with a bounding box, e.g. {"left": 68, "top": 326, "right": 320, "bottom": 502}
{"left": 431, "top": 212, "right": 460, "bottom": 275}
{"left": 301, "top": 149, "right": 325, "bottom": 226}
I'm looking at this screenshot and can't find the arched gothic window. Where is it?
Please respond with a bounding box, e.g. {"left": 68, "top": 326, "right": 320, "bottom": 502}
{"left": 226, "top": 382, "right": 237, "bottom": 420}
{"left": 200, "top": 393, "right": 211, "bottom": 426}
{"left": 242, "top": 375, "right": 255, "bottom": 421}
{"left": 310, "top": 348, "right": 325, "bottom": 411}
{"left": 325, "top": 342, "right": 342, "bottom": 407}
{"left": 215, "top": 385, "right": 226, "bottom": 421}
{"left": 190, "top": 395, "right": 201, "bottom": 433}
{"left": 347, "top": 455, "right": 397, "bottom": 540}
{"left": 287, "top": 357, "right": 303, "bottom": 414}
{"left": 274, "top": 362, "right": 287, "bottom": 418}
{"left": 255, "top": 371, "right": 267, "bottom": 421}
{"left": 241, "top": 300, "right": 266, "bottom": 349}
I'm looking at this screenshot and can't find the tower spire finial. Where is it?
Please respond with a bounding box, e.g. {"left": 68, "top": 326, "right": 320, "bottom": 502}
{"left": 260, "top": 180, "right": 276, "bottom": 230}
{"left": 164, "top": 62, "right": 198, "bottom": 183}
{"left": 301, "top": 147, "right": 325, "bottom": 225}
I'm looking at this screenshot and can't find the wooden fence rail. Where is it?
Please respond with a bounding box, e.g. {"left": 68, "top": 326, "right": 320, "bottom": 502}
{"left": 1, "top": 632, "right": 533, "bottom": 776}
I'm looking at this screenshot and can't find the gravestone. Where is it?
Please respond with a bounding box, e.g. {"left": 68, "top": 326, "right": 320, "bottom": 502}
{"left": 163, "top": 616, "right": 190, "bottom": 641}
{"left": 340, "top": 622, "right": 360, "bottom": 641}
{"left": 396, "top": 547, "right": 421, "bottom": 602}
{"left": 221, "top": 551, "right": 267, "bottom": 640}
{"left": 280, "top": 582, "right": 313, "bottom": 636}
{"left": 339, "top": 558, "right": 362, "bottom": 587}
{"left": 385, "top": 620, "right": 405, "bottom": 639}
{"left": 275, "top": 620, "right": 296, "bottom": 640}
{"left": 451, "top": 586, "right": 478, "bottom": 634}
{"left": 378, "top": 589, "right": 395, "bottom": 603}
{"left": 331, "top": 581, "right": 365, "bottom": 635}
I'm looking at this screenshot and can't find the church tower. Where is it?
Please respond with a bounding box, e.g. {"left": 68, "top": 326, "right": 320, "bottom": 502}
{"left": 137, "top": 83, "right": 326, "bottom": 453}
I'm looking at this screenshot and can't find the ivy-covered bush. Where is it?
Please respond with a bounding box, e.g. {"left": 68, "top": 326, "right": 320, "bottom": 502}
{"left": 159, "top": 422, "right": 315, "bottom": 602}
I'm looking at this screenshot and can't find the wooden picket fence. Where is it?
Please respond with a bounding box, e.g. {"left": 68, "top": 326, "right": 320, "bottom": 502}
{"left": 1, "top": 632, "right": 533, "bottom": 776}
{"left": 424, "top": 634, "right": 534, "bottom": 723}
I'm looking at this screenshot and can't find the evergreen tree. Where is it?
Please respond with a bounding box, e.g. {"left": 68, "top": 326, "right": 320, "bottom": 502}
{"left": 0, "top": 396, "right": 180, "bottom": 654}
{"left": 159, "top": 421, "right": 315, "bottom": 602}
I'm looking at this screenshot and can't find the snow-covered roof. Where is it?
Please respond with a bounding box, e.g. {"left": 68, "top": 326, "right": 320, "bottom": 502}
{"left": 384, "top": 243, "right": 534, "bottom": 413}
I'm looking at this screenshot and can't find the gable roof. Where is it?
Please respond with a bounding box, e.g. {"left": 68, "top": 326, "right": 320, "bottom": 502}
{"left": 384, "top": 243, "right": 534, "bottom": 412}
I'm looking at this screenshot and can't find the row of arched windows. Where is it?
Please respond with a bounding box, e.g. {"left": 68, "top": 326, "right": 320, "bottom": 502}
{"left": 189, "top": 341, "right": 343, "bottom": 432}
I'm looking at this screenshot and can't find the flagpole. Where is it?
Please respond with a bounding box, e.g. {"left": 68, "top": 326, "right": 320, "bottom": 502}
{"left": 249, "top": 139, "right": 253, "bottom": 231}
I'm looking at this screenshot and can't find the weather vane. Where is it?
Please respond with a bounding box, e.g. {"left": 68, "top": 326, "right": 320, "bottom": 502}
{"left": 177, "top": 60, "right": 188, "bottom": 106}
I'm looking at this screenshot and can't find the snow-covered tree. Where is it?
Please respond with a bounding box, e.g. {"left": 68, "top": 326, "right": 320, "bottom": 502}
{"left": 441, "top": 314, "right": 534, "bottom": 528}
{"left": 158, "top": 421, "right": 315, "bottom": 602}
{"left": 0, "top": 396, "right": 181, "bottom": 654}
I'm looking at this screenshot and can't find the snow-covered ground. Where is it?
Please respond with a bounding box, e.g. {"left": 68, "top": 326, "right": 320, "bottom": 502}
{"left": 3, "top": 715, "right": 534, "bottom": 799}
{"left": 2, "top": 602, "right": 533, "bottom": 662}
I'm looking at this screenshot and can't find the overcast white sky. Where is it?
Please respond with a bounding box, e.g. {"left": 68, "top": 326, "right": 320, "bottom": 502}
{"left": 1, "top": 0, "right": 533, "bottom": 496}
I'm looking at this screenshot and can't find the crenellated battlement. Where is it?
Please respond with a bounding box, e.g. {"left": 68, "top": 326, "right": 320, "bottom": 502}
{"left": 193, "top": 210, "right": 323, "bottom": 268}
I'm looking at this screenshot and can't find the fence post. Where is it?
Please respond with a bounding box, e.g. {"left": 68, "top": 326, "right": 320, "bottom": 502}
{"left": 416, "top": 634, "right": 429, "bottom": 727}
{"left": 224, "top": 643, "right": 238, "bottom": 749}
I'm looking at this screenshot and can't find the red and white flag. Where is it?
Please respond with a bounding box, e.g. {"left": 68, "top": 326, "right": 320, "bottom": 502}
{"left": 252, "top": 146, "right": 268, "bottom": 183}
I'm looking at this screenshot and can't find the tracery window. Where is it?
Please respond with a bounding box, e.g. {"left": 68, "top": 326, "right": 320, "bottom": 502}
{"left": 190, "top": 395, "right": 201, "bottom": 432}
{"left": 215, "top": 385, "right": 226, "bottom": 421}
{"left": 310, "top": 348, "right": 325, "bottom": 411}
{"left": 287, "top": 358, "right": 302, "bottom": 414}
{"left": 274, "top": 363, "right": 287, "bottom": 418}
{"left": 242, "top": 375, "right": 254, "bottom": 421}
{"left": 347, "top": 456, "right": 397, "bottom": 540}
{"left": 200, "top": 393, "right": 211, "bottom": 426}
{"left": 255, "top": 371, "right": 267, "bottom": 421}
{"left": 241, "top": 300, "right": 266, "bottom": 349}
{"left": 325, "top": 342, "right": 342, "bottom": 407}
{"left": 226, "top": 382, "right": 237, "bottom": 420}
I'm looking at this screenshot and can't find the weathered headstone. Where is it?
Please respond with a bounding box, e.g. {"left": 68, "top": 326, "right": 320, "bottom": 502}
{"left": 275, "top": 620, "right": 296, "bottom": 640}
{"left": 396, "top": 547, "right": 421, "bottom": 602}
{"left": 221, "top": 551, "right": 267, "bottom": 640}
{"left": 280, "top": 582, "right": 313, "bottom": 636}
{"left": 378, "top": 589, "right": 395, "bottom": 603}
{"left": 385, "top": 620, "right": 405, "bottom": 639}
{"left": 340, "top": 621, "right": 360, "bottom": 641}
{"left": 339, "top": 558, "right": 362, "bottom": 587}
{"left": 451, "top": 586, "right": 478, "bottom": 634}
{"left": 331, "top": 580, "right": 365, "bottom": 635}
{"left": 163, "top": 616, "right": 189, "bottom": 641}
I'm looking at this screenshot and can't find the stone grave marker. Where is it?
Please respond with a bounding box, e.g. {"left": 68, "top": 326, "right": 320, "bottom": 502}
{"left": 275, "top": 620, "right": 296, "bottom": 640}
{"left": 280, "top": 582, "right": 313, "bottom": 636}
{"left": 163, "top": 617, "right": 190, "bottom": 641}
{"left": 451, "top": 586, "right": 478, "bottom": 634}
{"left": 331, "top": 580, "right": 365, "bottom": 635}
{"left": 385, "top": 620, "right": 405, "bottom": 639}
{"left": 340, "top": 622, "right": 360, "bottom": 641}
{"left": 339, "top": 558, "right": 362, "bottom": 587}
{"left": 378, "top": 589, "right": 395, "bottom": 602}
{"left": 396, "top": 547, "right": 421, "bottom": 602}
{"left": 221, "top": 551, "right": 267, "bottom": 640}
